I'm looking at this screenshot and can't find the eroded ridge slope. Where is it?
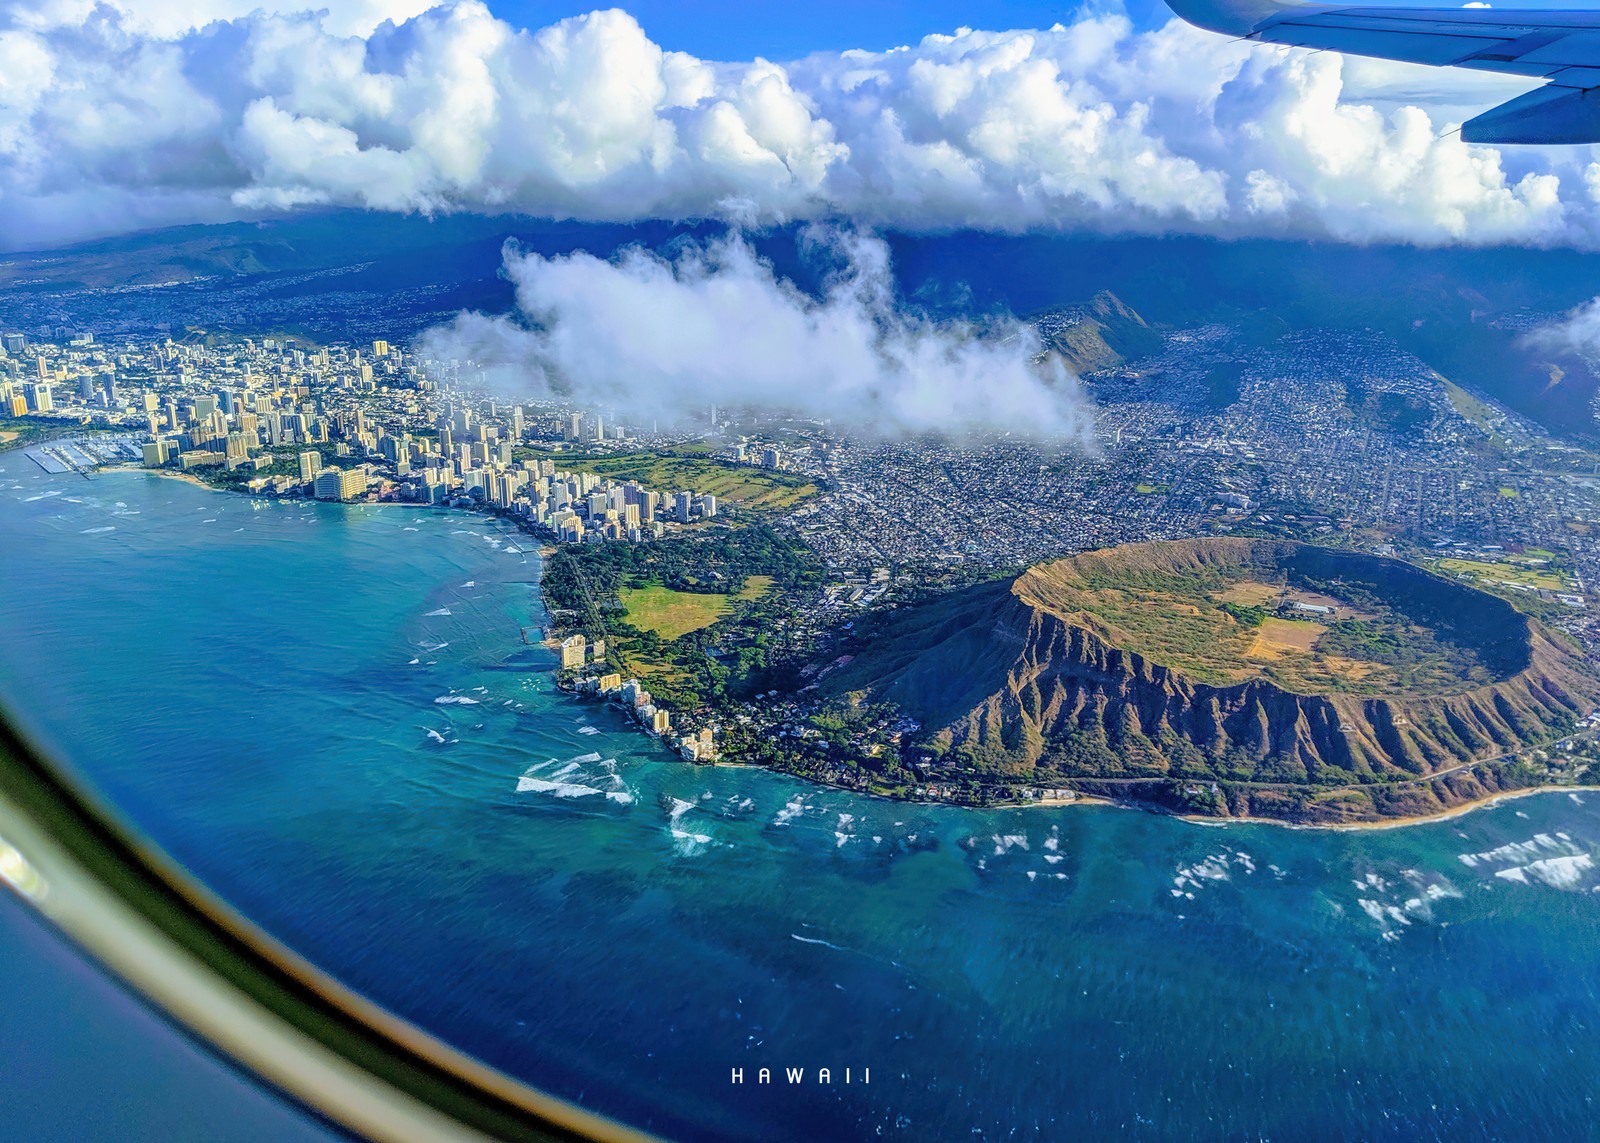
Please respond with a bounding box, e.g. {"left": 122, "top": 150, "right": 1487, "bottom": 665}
{"left": 827, "top": 539, "right": 1600, "bottom": 821}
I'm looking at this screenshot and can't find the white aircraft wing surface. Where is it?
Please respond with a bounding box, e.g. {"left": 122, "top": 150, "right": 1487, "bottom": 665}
{"left": 1166, "top": 0, "right": 1600, "bottom": 142}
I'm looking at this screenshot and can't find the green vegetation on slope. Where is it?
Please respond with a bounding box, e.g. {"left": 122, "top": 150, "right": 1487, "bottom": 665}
{"left": 1035, "top": 290, "right": 1164, "bottom": 373}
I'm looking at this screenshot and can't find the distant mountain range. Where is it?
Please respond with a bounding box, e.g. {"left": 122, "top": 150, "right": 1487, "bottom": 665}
{"left": 7, "top": 211, "right": 1600, "bottom": 440}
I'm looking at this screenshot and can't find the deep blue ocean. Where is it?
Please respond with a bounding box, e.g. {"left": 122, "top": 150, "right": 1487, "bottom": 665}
{"left": 2, "top": 462, "right": 1600, "bottom": 1141}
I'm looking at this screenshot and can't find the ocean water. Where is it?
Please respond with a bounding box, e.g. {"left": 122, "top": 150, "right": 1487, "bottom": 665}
{"left": 2, "top": 464, "right": 1600, "bottom": 1141}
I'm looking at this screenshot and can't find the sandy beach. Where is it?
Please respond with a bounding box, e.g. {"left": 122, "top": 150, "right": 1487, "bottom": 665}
{"left": 104, "top": 465, "right": 225, "bottom": 492}
{"left": 1175, "top": 783, "right": 1600, "bottom": 832}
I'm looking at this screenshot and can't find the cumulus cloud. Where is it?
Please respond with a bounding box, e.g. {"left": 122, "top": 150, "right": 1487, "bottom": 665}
{"left": 0, "top": 0, "right": 1595, "bottom": 248}
{"left": 1522, "top": 298, "right": 1600, "bottom": 361}
{"left": 9, "top": 0, "right": 432, "bottom": 38}
{"left": 419, "top": 228, "right": 1092, "bottom": 439}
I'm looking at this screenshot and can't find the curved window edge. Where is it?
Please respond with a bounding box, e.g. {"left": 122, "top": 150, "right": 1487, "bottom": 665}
{"left": 0, "top": 710, "right": 655, "bottom": 1143}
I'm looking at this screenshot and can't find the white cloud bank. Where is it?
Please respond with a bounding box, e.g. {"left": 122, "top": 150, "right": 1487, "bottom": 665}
{"left": 421, "top": 228, "right": 1092, "bottom": 438}
{"left": 1523, "top": 297, "right": 1600, "bottom": 361}
{"left": 7, "top": 0, "right": 433, "bottom": 37}
{"left": 3, "top": 0, "right": 1600, "bottom": 248}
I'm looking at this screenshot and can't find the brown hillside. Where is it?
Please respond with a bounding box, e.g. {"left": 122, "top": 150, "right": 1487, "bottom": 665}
{"left": 824, "top": 539, "right": 1600, "bottom": 821}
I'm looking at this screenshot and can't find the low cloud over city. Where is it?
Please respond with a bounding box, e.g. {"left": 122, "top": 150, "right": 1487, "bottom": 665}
{"left": 421, "top": 228, "right": 1092, "bottom": 438}
{"left": 0, "top": 0, "right": 1592, "bottom": 248}
{"left": 1524, "top": 296, "right": 1600, "bottom": 361}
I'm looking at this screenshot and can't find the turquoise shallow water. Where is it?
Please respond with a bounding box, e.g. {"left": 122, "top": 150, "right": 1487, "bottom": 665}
{"left": 2, "top": 463, "right": 1600, "bottom": 1141}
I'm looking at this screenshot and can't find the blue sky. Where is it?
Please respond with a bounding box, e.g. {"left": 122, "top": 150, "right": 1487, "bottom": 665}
{"left": 484, "top": 0, "right": 1592, "bottom": 59}
{"left": 488, "top": 0, "right": 1170, "bottom": 58}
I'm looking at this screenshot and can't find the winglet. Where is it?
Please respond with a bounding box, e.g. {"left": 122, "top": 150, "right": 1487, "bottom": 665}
{"left": 1163, "top": 0, "right": 1306, "bottom": 36}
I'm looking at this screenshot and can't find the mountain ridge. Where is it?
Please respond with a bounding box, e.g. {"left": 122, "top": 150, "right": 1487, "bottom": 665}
{"left": 824, "top": 538, "right": 1600, "bottom": 821}
{"left": 1033, "top": 289, "right": 1164, "bottom": 373}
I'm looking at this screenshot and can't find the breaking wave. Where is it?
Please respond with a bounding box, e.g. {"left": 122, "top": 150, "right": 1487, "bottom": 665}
{"left": 515, "top": 753, "right": 634, "bottom": 806}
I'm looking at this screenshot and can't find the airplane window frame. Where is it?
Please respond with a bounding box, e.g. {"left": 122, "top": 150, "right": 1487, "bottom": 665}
{"left": 0, "top": 707, "right": 650, "bottom": 1143}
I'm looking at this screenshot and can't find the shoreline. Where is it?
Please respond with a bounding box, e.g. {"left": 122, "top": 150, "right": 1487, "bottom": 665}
{"left": 1174, "top": 783, "right": 1600, "bottom": 833}
{"left": 737, "top": 764, "right": 1593, "bottom": 830}
{"left": 729, "top": 759, "right": 1117, "bottom": 812}
{"left": 99, "top": 464, "right": 225, "bottom": 493}
{"left": 81, "top": 462, "right": 1600, "bottom": 834}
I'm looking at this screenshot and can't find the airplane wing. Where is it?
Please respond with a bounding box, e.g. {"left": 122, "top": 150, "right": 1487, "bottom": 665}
{"left": 1164, "top": 0, "right": 1600, "bottom": 143}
